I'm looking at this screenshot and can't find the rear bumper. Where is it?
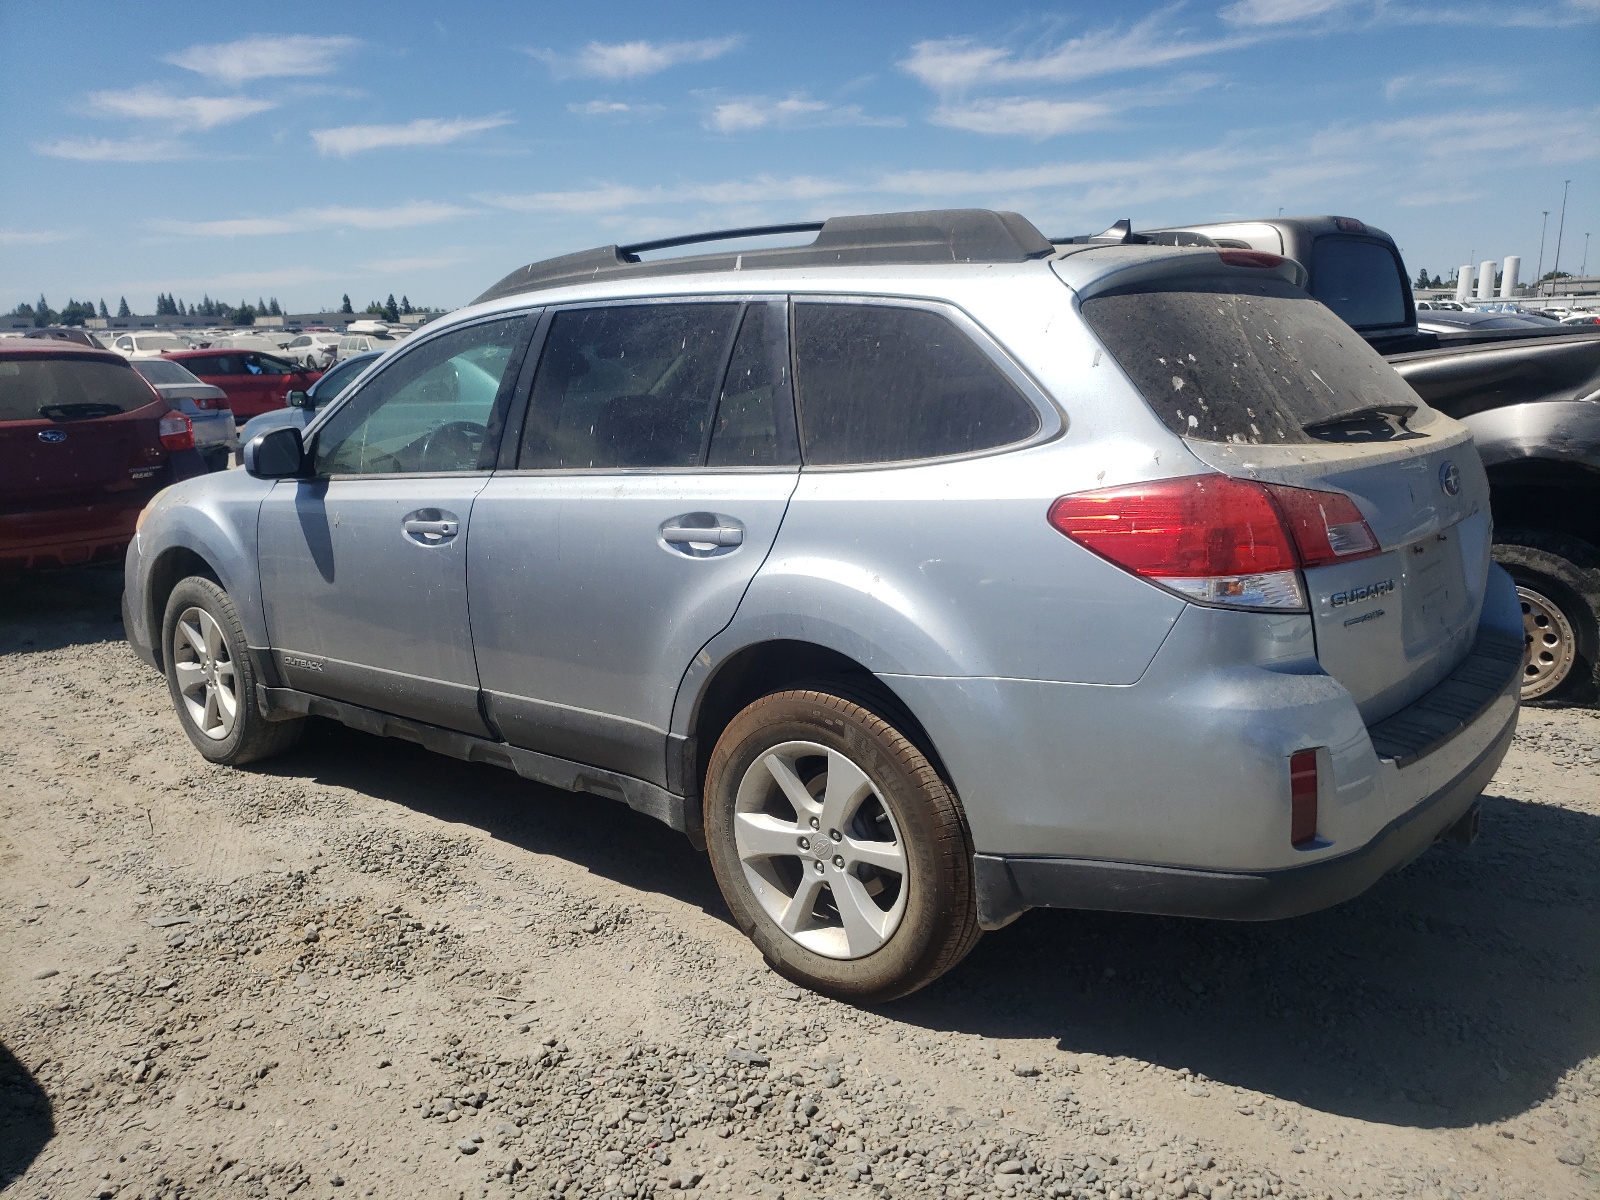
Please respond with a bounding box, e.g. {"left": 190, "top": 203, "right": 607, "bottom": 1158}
{"left": 974, "top": 690, "right": 1515, "bottom": 927}
{"left": 0, "top": 492, "right": 155, "bottom": 571}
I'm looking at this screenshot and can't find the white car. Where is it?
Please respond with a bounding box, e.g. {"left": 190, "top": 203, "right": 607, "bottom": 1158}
{"left": 335, "top": 331, "right": 398, "bottom": 361}
{"left": 109, "top": 333, "right": 193, "bottom": 357}
{"left": 281, "top": 332, "right": 342, "bottom": 369}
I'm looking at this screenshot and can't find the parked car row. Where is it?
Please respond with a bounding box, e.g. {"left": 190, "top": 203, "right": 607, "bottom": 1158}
{"left": 124, "top": 208, "right": 1523, "bottom": 1002}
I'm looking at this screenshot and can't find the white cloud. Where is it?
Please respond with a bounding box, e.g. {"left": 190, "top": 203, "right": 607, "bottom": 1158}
{"left": 530, "top": 36, "right": 741, "bottom": 80}
{"left": 310, "top": 115, "right": 513, "bottom": 157}
{"left": 1220, "top": 0, "right": 1352, "bottom": 25}
{"left": 0, "top": 229, "right": 73, "bottom": 246}
{"left": 567, "top": 99, "right": 663, "bottom": 118}
{"left": 1314, "top": 107, "right": 1600, "bottom": 165}
{"left": 88, "top": 85, "right": 276, "bottom": 131}
{"left": 1383, "top": 69, "right": 1514, "bottom": 100}
{"left": 930, "top": 97, "right": 1113, "bottom": 138}
{"left": 150, "top": 201, "right": 473, "bottom": 238}
{"left": 1378, "top": 0, "right": 1600, "bottom": 28}
{"left": 165, "top": 34, "right": 358, "bottom": 85}
{"left": 1395, "top": 189, "right": 1487, "bottom": 207}
{"left": 704, "top": 94, "right": 903, "bottom": 133}
{"left": 34, "top": 137, "right": 187, "bottom": 162}
{"left": 359, "top": 251, "right": 475, "bottom": 274}
{"left": 901, "top": 11, "right": 1254, "bottom": 90}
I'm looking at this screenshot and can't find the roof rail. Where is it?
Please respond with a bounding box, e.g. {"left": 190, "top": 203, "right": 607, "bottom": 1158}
{"left": 472, "top": 209, "right": 1055, "bottom": 305}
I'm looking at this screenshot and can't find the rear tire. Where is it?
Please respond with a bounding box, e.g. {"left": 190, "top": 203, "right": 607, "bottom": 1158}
{"left": 1493, "top": 531, "right": 1600, "bottom": 704}
{"left": 161, "top": 576, "right": 305, "bottom": 765}
{"left": 704, "top": 685, "right": 980, "bottom": 1002}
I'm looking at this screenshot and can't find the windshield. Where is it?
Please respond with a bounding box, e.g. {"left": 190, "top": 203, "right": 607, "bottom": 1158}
{"left": 1308, "top": 237, "right": 1408, "bottom": 330}
{"left": 132, "top": 359, "right": 204, "bottom": 385}
{"left": 0, "top": 357, "right": 157, "bottom": 422}
{"left": 1080, "top": 275, "right": 1428, "bottom": 445}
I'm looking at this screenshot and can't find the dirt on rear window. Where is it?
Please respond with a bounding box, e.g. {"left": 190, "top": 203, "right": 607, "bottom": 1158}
{"left": 1080, "top": 276, "right": 1424, "bottom": 445}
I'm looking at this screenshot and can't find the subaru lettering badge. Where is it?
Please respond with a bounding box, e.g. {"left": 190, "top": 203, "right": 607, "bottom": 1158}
{"left": 1438, "top": 460, "right": 1461, "bottom": 497}
{"left": 37, "top": 429, "right": 67, "bottom": 444}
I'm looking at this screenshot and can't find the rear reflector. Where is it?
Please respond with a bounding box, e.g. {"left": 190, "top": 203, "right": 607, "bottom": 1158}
{"left": 1047, "top": 474, "right": 1382, "bottom": 611}
{"left": 1218, "top": 249, "right": 1286, "bottom": 270}
{"left": 158, "top": 411, "right": 194, "bottom": 452}
{"left": 1290, "top": 749, "right": 1319, "bottom": 847}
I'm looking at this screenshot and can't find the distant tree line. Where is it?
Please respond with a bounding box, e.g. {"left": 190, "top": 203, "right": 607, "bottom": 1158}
{"left": 9, "top": 291, "right": 440, "bottom": 326}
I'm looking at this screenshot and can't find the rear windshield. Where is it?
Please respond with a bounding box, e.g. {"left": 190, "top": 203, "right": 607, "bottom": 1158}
{"left": 1080, "top": 276, "right": 1426, "bottom": 445}
{"left": 132, "top": 358, "right": 203, "bottom": 385}
{"left": 0, "top": 357, "right": 156, "bottom": 422}
{"left": 1308, "top": 237, "right": 1408, "bottom": 330}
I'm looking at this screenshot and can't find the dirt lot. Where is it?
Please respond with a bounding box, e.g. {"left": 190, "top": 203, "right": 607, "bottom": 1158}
{"left": 1, "top": 566, "right": 1596, "bottom": 1200}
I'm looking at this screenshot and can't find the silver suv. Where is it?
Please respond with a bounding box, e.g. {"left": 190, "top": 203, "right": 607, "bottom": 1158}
{"left": 123, "top": 210, "right": 1523, "bottom": 1000}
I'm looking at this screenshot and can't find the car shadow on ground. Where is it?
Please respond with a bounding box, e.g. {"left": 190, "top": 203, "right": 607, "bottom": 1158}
{"left": 268, "top": 720, "right": 1598, "bottom": 1133}
{"left": 0, "top": 1042, "right": 54, "bottom": 1188}
{"left": 0, "top": 565, "right": 125, "bottom": 656}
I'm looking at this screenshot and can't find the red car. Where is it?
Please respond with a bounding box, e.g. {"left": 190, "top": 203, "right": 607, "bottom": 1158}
{"left": 161, "top": 349, "right": 322, "bottom": 420}
{"left": 0, "top": 344, "right": 203, "bottom": 571}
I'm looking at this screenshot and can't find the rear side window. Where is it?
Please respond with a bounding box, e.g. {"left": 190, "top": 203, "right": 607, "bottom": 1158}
{"left": 1080, "top": 277, "right": 1426, "bottom": 445}
{"left": 0, "top": 357, "right": 156, "bottom": 421}
{"left": 792, "top": 303, "right": 1039, "bottom": 465}
{"left": 707, "top": 302, "right": 799, "bottom": 467}
{"left": 193, "top": 354, "right": 243, "bottom": 376}
{"left": 1308, "top": 238, "right": 1408, "bottom": 330}
{"left": 519, "top": 303, "right": 739, "bottom": 469}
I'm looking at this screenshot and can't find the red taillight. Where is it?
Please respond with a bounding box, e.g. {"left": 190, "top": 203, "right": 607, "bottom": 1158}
{"left": 1047, "top": 476, "right": 1297, "bottom": 578}
{"left": 1048, "top": 475, "right": 1380, "bottom": 610}
{"left": 191, "top": 396, "right": 217, "bottom": 411}
{"left": 1218, "top": 249, "right": 1286, "bottom": 270}
{"left": 1290, "top": 749, "right": 1319, "bottom": 847}
{"left": 1333, "top": 217, "right": 1366, "bottom": 233}
{"left": 1262, "top": 482, "right": 1379, "bottom": 567}
{"left": 158, "top": 411, "right": 194, "bottom": 451}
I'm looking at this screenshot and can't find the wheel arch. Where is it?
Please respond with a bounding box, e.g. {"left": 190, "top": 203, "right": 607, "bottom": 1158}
{"left": 145, "top": 545, "right": 223, "bottom": 670}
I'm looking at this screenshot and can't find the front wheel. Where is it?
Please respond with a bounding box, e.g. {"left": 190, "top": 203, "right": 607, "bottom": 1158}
{"left": 161, "top": 576, "right": 304, "bottom": 765}
{"left": 704, "top": 686, "right": 980, "bottom": 1002}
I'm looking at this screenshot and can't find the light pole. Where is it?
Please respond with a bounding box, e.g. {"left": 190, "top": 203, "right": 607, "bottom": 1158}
{"left": 1582, "top": 232, "right": 1590, "bottom": 278}
{"left": 1550, "top": 179, "right": 1571, "bottom": 297}
{"left": 1535, "top": 211, "right": 1549, "bottom": 295}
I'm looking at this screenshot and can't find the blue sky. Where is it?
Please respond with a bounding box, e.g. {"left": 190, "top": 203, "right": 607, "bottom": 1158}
{"left": 2, "top": 0, "right": 1597, "bottom": 315}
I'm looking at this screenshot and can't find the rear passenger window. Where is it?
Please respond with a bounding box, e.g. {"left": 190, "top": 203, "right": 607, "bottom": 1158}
{"left": 707, "top": 302, "right": 799, "bottom": 467}
{"left": 792, "top": 303, "right": 1039, "bottom": 465}
{"left": 519, "top": 303, "right": 739, "bottom": 469}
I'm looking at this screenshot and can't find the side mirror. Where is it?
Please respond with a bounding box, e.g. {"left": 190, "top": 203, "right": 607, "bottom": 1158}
{"left": 286, "top": 389, "right": 309, "bottom": 408}
{"left": 243, "top": 426, "right": 307, "bottom": 479}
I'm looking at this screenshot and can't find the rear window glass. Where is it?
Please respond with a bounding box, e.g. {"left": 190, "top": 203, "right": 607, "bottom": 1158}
{"left": 1309, "top": 238, "right": 1408, "bottom": 329}
{"left": 793, "top": 303, "right": 1039, "bottom": 465}
{"left": 1080, "top": 277, "right": 1426, "bottom": 445}
{"left": 0, "top": 357, "right": 155, "bottom": 422}
{"left": 131, "top": 359, "right": 202, "bottom": 385}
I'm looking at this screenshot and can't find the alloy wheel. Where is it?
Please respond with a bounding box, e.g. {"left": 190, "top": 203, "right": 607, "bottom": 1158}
{"left": 172, "top": 605, "right": 238, "bottom": 740}
{"left": 1518, "top": 584, "right": 1577, "bottom": 700}
{"left": 732, "top": 740, "right": 909, "bottom": 960}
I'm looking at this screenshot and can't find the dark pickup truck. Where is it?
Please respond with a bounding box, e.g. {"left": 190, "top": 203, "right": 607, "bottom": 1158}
{"left": 1074, "top": 215, "right": 1600, "bottom": 702}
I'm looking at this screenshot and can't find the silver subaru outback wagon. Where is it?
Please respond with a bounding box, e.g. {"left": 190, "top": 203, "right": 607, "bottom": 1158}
{"left": 123, "top": 210, "right": 1523, "bottom": 1001}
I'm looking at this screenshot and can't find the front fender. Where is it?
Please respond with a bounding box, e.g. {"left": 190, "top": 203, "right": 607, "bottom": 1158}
{"left": 131, "top": 471, "right": 275, "bottom": 650}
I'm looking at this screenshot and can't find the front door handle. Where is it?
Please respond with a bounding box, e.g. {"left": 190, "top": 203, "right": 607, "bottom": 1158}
{"left": 402, "top": 511, "right": 460, "bottom": 544}
{"left": 662, "top": 524, "right": 743, "bottom": 547}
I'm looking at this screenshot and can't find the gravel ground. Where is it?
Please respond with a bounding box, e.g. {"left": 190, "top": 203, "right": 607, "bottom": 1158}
{"left": 1, "top": 566, "right": 1596, "bottom": 1200}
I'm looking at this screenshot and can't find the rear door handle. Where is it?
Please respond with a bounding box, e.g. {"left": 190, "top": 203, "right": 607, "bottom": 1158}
{"left": 662, "top": 524, "right": 743, "bottom": 547}
{"left": 403, "top": 516, "right": 460, "bottom": 543}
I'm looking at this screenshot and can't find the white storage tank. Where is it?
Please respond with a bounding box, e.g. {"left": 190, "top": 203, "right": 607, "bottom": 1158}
{"left": 1456, "top": 265, "right": 1474, "bottom": 303}
{"left": 1477, "top": 259, "right": 1497, "bottom": 300}
{"left": 1500, "top": 255, "right": 1521, "bottom": 298}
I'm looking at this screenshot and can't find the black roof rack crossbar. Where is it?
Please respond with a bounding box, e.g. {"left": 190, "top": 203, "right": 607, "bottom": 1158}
{"left": 619, "top": 221, "right": 825, "bottom": 260}
{"left": 473, "top": 209, "right": 1056, "bottom": 305}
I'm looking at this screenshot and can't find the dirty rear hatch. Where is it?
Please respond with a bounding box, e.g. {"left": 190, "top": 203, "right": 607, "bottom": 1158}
{"left": 1077, "top": 263, "right": 1490, "bottom": 723}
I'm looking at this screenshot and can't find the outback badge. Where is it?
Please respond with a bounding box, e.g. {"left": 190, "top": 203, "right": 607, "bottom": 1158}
{"left": 1438, "top": 460, "right": 1461, "bottom": 497}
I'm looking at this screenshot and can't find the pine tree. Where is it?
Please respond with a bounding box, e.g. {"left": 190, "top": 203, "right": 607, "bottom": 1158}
{"left": 98, "top": 299, "right": 110, "bottom": 319}
{"left": 340, "top": 294, "right": 354, "bottom": 314}
{"left": 400, "top": 295, "right": 412, "bottom": 315}
{"left": 35, "top": 294, "right": 53, "bottom": 327}
{"left": 384, "top": 293, "right": 400, "bottom": 322}
{"left": 117, "top": 297, "right": 131, "bottom": 318}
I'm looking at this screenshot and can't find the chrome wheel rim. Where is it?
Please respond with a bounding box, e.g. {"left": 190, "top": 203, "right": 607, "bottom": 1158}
{"left": 172, "top": 606, "right": 238, "bottom": 740}
{"left": 733, "top": 740, "right": 909, "bottom": 960}
{"left": 1518, "top": 585, "right": 1577, "bottom": 700}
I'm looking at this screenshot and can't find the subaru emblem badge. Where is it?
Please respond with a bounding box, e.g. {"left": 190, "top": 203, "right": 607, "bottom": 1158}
{"left": 37, "top": 428, "right": 67, "bottom": 444}
{"left": 1438, "top": 460, "right": 1460, "bottom": 497}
